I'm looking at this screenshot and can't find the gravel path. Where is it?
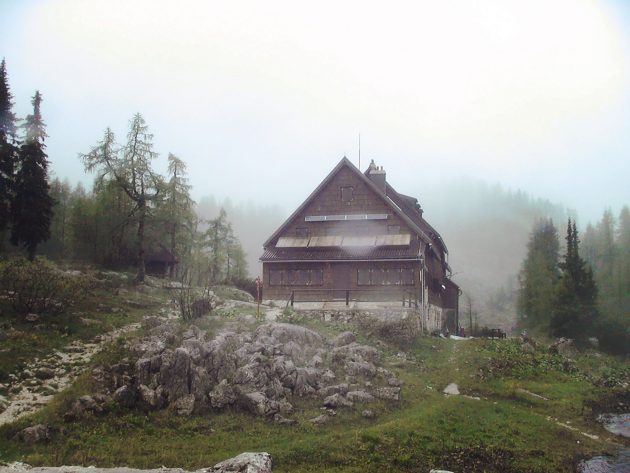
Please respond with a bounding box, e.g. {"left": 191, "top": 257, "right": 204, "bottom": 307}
{"left": 0, "top": 322, "right": 141, "bottom": 426}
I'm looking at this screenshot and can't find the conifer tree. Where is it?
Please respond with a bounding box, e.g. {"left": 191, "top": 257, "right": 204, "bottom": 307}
{"left": 517, "top": 218, "right": 560, "bottom": 327}
{"left": 163, "top": 153, "right": 194, "bottom": 278}
{"left": 81, "top": 114, "right": 161, "bottom": 282}
{"left": 550, "top": 219, "right": 598, "bottom": 341}
{"left": 10, "top": 91, "right": 53, "bottom": 260}
{"left": 0, "top": 58, "right": 18, "bottom": 240}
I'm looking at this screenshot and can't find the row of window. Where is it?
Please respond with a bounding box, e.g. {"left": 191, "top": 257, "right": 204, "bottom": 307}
{"left": 294, "top": 224, "right": 401, "bottom": 238}
{"left": 358, "top": 268, "right": 414, "bottom": 286}
{"left": 268, "top": 268, "right": 415, "bottom": 286}
{"left": 269, "top": 269, "right": 324, "bottom": 286}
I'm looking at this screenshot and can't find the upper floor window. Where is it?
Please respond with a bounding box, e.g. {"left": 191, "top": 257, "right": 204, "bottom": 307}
{"left": 341, "top": 186, "right": 354, "bottom": 202}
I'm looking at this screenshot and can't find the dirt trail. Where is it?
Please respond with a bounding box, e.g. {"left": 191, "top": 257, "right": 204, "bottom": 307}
{"left": 0, "top": 320, "right": 147, "bottom": 427}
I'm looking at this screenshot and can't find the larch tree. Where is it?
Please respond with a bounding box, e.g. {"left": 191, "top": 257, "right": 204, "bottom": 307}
{"left": 81, "top": 114, "right": 162, "bottom": 282}
{"left": 0, "top": 58, "right": 18, "bottom": 242}
{"left": 10, "top": 91, "right": 53, "bottom": 260}
{"left": 163, "top": 153, "right": 194, "bottom": 278}
{"left": 517, "top": 218, "right": 560, "bottom": 328}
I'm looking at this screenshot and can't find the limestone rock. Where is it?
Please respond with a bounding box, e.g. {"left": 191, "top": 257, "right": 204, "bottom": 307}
{"left": 373, "top": 386, "right": 401, "bottom": 401}
{"left": 323, "top": 393, "right": 353, "bottom": 408}
{"left": 210, "top": 379, "right": 237, "bottom": 409}
{"left": 173, "top": 394, "right": 195, "bottom": 416}
{"left": 332, "top": 331, "right": 356, "bottom": 347}
{"left": 211, "top": 452, "right": 272, "bottom": 473}
{"left": 443, "top": 383, "right": 460, "bottom": 396}
{"left": 346, "top": 390, "right": 375, "bottom": 403}
{"left": 308, "top": 414, "right": 330, "bottom": 425}
{"left": 13, "top": 424, "right": 50, "bottom": 444}
{"left": 113, "top": 385, "right": 136, "bottom": 408}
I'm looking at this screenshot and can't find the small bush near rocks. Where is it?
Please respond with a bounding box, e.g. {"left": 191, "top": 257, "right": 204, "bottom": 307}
{"left": 0, "top": 257, "right": 95, "bottom": 316}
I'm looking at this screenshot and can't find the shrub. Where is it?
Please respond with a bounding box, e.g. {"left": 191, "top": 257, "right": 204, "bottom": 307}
{"left": 0, "top": 257, "right": 95, "bottom": 316}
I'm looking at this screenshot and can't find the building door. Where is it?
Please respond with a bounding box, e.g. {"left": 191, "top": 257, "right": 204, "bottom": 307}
{"left": 332, "top": 264, "right": 350, "bottom": 300}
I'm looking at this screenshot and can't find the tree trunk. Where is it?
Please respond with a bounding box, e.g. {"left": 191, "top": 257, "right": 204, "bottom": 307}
{"left": 169, "top": 223, "right": 176, "bottom": 279}
{"left": 136, "top": 199, "right": 146, "bottom": 283}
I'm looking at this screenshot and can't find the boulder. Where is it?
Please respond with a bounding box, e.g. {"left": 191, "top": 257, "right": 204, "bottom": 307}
{"left": 35, "top": 367, "right": 56, "bottom": 380}
{"left": 362, "top": 409, "right": 375, "bottom": 418}
{"left": 13, "top": 424, "right": 50, "bottom": 444}
{"left": 318, "top": 383, "right": 349, "bottom": 398}
{"left": 332, "top": 331, "right": 356, "bottom": 347}
{"left": 549, "top": 338, "right": 578, "bottom": 358}
{"left": 323, "top": 393, "right": 353, "bottom": 408}
{"left": 346, "top": 390, "right": 375, "bottom": 403}
{"left": 273, "top": 413, "right": 297, "bottom": 426}
{"left": 25, "top": 313, "right": 40, "bottom": 323}
{"left": 209, "top": 379, "right": 237, "bottom": 409}
{"left": 345, "top": 361, "right": 376, "bottom": 378}
{"left": 159, "top": 348, "right": 191, "bottom": 400}
{"left": 309, "top": 414, "right": 330, "bottom": 425}
{"left": 373, "top": 387, "right": 401, "bottom": 401}
{"left": 113, "top": 385, "right": 136, "bottom": 408}
{"left": 211, "top": 452, "right": 272, "bottom": 473}
{"left": 64, "top": 395, "right": 106, "bottom": 421}
{"left": 173, "top": 394, "right": 195, "bottom": 416}
{"left": 239, "top": 392, "right": 283, "bottom": 417}
{"left": 443, "top": 383, "right": 460, "bottom": 396}
{"left": 138, "top": 384, "right": 163, "bottom": 410}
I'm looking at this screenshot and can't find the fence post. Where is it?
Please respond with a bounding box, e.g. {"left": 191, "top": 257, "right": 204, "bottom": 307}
{"left": 290, "top": 291, "right": 294, "bottom": 307}
{"left": 345, "top": 290, "right": 349, "bottom": 306}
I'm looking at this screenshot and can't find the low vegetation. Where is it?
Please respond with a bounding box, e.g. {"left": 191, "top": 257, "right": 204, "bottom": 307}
{"left": 0, "top": 278, "right": 628, "bottom": 472}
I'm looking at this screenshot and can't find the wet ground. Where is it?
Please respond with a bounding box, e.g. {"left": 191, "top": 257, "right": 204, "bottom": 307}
{"left": 578, "top": 413, "right": 630, "bottom": 473}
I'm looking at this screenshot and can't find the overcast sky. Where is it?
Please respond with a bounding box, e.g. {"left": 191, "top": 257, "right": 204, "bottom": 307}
{"left": 1, "top": 0, "right": 629, "bottom": 222}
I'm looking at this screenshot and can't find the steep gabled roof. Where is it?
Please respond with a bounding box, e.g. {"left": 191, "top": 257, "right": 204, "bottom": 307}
{"left": 262, "top": 157, "right": 432, "bottom": 248}
{"left": 384, "top": 184, "right": 449, "bottom": 255}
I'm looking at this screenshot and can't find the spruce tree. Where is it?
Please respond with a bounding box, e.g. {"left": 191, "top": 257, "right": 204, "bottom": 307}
{"left": 550, "top": 219, "right": 598, "bottom": 341}
{"left": 0, "top": 58, "right": 18, "bottom": 239}
{"left": 10, "top": 91, "right": 53, "bottom": 260}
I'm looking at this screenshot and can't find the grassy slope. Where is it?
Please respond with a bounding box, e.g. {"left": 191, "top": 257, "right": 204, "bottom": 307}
{"left": 1, "top": 305, "right": 629, "bottom": 472}
{"left": 0, "top": 278, "right": 168, "bottom": 395}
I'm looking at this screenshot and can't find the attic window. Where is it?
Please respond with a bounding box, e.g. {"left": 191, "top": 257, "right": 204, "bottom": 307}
{"left": 341, "top": 186, "right": 354, "bottom": 202}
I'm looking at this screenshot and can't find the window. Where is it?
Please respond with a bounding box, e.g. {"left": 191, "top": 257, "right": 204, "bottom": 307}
{"left": 356, "top": 268, "right": 415, "bottom": 286}
{"left": 269, "top": 270, "right": 283, "bottom": 286}
{"left": 341, "top": 186, "right": 354, "bottom": 202}
{"left": 295, "top": 227, "right": 309, "bottom": 238}
{"left": 297, "top": 270, "right": 310, "bottom": 285}
{"left": 357, "top": 269, "right": 371, "bottom": 286}
{"left": 269, "top": 269, "right": 323, "bottom": 286}
{"left": 311, "top": 269, "right": 324, "bottom": 285}
{"left": 384, "top": 268, "right": 401, "bottom": 285}
{"left": 387, "top": 225, "right": 400, "bottom": 234}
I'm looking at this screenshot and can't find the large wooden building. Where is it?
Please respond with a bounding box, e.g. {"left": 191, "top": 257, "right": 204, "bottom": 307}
{"left": 260, "top": 157, "right": 459, "bottom": 332}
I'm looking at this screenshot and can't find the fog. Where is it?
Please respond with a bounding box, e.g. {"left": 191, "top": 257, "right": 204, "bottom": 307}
{"left": 2, "top": 0, "right": 629, "bottom": 223}
{"left": 2, "top": 0, "right": 630, "bottom": 321}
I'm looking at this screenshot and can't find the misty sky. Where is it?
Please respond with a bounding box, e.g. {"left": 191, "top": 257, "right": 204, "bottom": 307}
{"left": 1, "top": 0, "right": 629, "bottom": 222}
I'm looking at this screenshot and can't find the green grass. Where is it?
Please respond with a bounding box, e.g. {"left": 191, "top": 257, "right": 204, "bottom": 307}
{"left": 0, "top": 284, "right": 167, "bottom": 394}
{"left": 1, "top": 305, "right": 629, "bottom": 472}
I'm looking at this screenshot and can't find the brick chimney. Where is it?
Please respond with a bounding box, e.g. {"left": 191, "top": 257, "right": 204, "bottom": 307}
{"left": 367, "top": 160, "right": 386, "bottom": 193}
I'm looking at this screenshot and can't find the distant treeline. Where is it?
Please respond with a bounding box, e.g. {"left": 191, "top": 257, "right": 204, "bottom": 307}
{"left": 518, "top": 208, "right": 630, "bottom": 354}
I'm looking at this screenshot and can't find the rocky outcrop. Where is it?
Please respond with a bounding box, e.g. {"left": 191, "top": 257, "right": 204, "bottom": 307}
{"left": 96, "top": 321, "right": 399, "bottom": 422}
